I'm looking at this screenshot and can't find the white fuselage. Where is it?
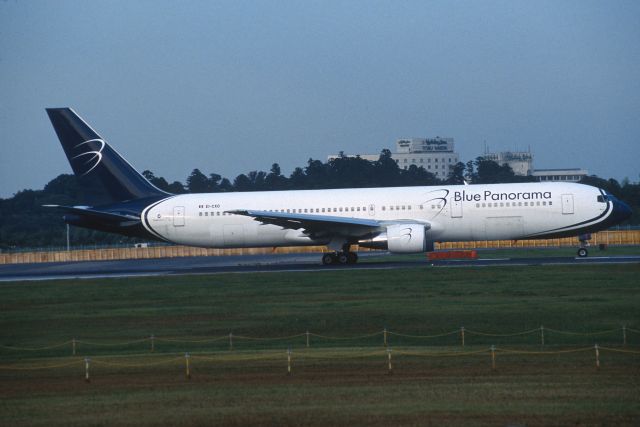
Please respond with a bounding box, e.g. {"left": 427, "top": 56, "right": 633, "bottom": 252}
{"left": 141, "top": 182, "right": 609, "bottom": 249}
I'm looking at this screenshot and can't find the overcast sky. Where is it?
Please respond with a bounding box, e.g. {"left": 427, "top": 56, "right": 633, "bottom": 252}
{"left": 1, "top": 0, "right": 639, "bottom": 198}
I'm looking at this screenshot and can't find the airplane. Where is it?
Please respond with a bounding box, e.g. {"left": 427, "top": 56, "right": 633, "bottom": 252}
{"left": 44, "top": 108, "right": 632, "bottom": 264}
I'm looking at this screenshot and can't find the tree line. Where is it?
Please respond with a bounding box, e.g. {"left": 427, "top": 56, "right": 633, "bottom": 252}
{"left": 1, "top": 150, "right": 638, "bottom": 250}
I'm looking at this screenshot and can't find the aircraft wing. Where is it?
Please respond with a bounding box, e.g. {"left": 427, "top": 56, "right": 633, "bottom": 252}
{"left": 226, "top": 209, "right": 383, "bottom": 238}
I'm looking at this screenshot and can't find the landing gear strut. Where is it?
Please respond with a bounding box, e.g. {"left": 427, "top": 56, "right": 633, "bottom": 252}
{"left": 321, "top": 245, "right": 359, "bottom": 265}
{"left": 577, "top": 233, "right": 591, "bottom": 258}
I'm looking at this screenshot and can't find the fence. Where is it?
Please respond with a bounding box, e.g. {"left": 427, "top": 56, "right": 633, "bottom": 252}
{"left": 2, "top": 326, "right": 639, "bottom": 379}
{"left": 2, "top": 326, "right": 639, "bottom": 355}
{"left": 2, "top": 230, "right": 639, "bottom": 265}
{"left": 1, "top": 345, "right": 639, "bottom": 380}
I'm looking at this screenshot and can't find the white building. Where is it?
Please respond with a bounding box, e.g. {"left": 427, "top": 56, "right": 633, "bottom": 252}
{"left": 531, "top": 168, "right": 588, "bottom": 182}
{"left": 481, "top": 151, "right": 533, "bottom": 176}
{"left": 328, "top": 137, "right": 460, "bottom": 179}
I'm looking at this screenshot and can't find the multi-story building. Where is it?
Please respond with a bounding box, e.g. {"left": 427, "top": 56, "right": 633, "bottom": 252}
{"left": 531, "top": 168, "right": 588, "bottom": 182}
{"left": 481, "top": 151, "right": 533, "bottom": 176}
{"left": 328, "top": 137, "right": 459, "bottom": 179}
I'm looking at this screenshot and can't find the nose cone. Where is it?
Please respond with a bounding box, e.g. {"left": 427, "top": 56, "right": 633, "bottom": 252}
{"left": 611, "top": 198, "right": 633, "bottom": 224}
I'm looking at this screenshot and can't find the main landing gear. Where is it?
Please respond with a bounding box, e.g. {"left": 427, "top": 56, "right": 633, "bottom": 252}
{"left": 321, "top": 246, "right": 359, "bottom": 265}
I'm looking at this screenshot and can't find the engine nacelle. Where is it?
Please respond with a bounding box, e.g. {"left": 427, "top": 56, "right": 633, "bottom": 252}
{"left": 387, "top": 223, "right": 433, "bottom": 253}
{"left": 359, "top": 223, "right": 434, "bottom": 253}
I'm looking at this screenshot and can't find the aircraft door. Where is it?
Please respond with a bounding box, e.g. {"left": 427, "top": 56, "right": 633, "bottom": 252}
{"left": 173, "top": 206, "right": 185, "bottom": 226}
{"left": 450, "top": 196, "right": 462, "bottom": 218}
{"left": 561, "top": 194, "right": 574, "bottom": 215}
{"left": 369, "top": 204, "right": 375, "bottom": 216}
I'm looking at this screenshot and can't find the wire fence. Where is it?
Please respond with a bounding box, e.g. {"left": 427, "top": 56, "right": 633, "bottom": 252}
{"left": 2, "top": 326, "right": 639, "bottom": 357}
{"left": 1, "top": 344, "right": 639, "bottom": 381}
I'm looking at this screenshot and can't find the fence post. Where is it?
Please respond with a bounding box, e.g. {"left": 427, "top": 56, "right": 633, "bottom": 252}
{"left": 387, "top": 348, "right": 392, "bottom": 374}
{"left": 150, "top": 334, "right": 155, "bottom": 352}
{"left": 306, "top": 330, "right": 310, "bottom": 348}
{"left": 84, "top": 357, "right": 90, "bottom": 383}
{"left": 540, "top": 325, "right": 545, "bottom": 348}
{"left": 185, "top": 353, "right": 191, "bottom": 379}
{"left": 72, "top": 338, "right": 76, "bottom": 356}
{"left": 229, "top": 332, "right": 233, "bottom": 351}
{"left": 594, "top": 344, "right": 600, "bottom": 370}
{"left": 490, "top": 345, "right": 496, "bottom": 371}
{"left": 383, "top": 327, "right": 388, "bottom": 347}
{"left": 623, "top": 326, "right": 627, "bottom": 347}
{"left": 461, "top": 326, "right": 465, "bottom": 347}
{"left": 287, "top": 348, "right": 292, "bottom": 375}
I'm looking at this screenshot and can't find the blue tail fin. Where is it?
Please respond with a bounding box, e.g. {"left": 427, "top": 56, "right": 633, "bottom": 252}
{"left": 46, "top": 108, "right": 169, "bottom": 206}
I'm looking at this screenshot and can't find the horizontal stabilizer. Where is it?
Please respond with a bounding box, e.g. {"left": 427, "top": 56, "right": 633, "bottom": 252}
{"left": 43, "top": 205, "right": 140, "bottom": 224}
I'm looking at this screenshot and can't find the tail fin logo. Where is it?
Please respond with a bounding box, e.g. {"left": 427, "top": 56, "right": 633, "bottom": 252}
{"left": 72, "top": 139, "right": 105, "bottom": 176}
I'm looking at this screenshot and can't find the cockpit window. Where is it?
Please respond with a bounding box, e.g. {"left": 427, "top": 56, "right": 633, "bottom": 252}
{"left": 597, "top": 195, "right": 608, "bottom": 203}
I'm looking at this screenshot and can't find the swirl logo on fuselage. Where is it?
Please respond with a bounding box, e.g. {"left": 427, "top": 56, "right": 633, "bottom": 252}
{"left": 72, "top": 139, "right": 105, "bottom": 176}
{"left": 422, "top": 189, "right": 449, "bottom": 217}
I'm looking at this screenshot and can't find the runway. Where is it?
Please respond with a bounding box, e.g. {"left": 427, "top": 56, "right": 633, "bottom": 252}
{"left": 1, "top": 251, "right": 639, "bottom": 282}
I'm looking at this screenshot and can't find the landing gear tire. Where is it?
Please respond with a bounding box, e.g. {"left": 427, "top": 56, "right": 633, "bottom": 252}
{"left": 577, "top": 247, "right": 588, "bottom": 258}
{"left": 321, "top": 251, "right": 358, "bottom": 265}
{"left": 322, "top": 253, "right": 336, "bottom": 265}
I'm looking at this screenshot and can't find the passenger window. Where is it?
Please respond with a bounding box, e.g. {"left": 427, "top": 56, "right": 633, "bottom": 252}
{"left": 199, "top": 212, "right": 203, "bottom": 216}
{"left": 549, "top": 201, "right": 552, "bottom": 206}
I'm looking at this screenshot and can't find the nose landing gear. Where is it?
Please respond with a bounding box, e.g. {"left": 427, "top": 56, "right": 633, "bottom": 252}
{"left": 577, "top": 233, "right": 591, "bottom": 258}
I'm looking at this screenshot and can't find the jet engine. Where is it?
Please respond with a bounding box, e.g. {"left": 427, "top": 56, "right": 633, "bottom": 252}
{"left": 359, "top": 223, "right": 434, "bottom": 253}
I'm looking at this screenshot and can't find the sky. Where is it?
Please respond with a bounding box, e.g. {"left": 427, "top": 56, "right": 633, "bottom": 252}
{"left": 1, "top": 0, "right": 639, "bottom": 198}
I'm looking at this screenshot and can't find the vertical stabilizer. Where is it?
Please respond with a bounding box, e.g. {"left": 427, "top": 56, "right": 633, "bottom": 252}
{"left": 46, "top": 108, "right": 169, "bottom": 205}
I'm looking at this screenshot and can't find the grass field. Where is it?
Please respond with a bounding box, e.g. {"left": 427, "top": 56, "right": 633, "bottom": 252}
{"left": 1, "top": 263, "right": 639, "bottom": 426}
